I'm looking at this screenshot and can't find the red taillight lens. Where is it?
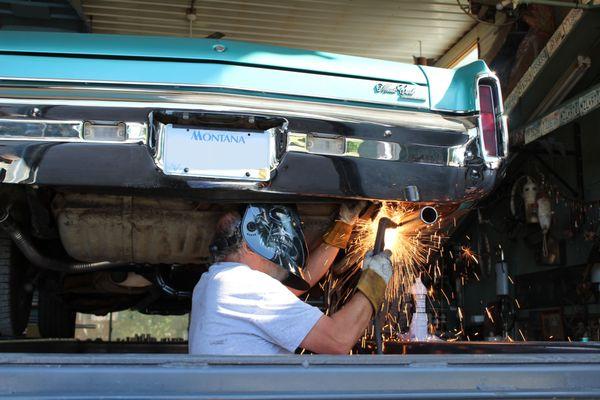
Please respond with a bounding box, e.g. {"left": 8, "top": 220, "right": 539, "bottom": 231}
{"left": 478, "top": 84, "right": 498, "bottom": 157}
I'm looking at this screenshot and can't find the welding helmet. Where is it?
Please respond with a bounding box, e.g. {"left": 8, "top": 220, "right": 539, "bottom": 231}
{"left": 242, "top": 204, "right": 309, "bottom": 291}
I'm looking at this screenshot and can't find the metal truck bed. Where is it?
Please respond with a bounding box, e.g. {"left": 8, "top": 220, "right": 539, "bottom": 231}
{"left": 1, "top": 351, "right": 599, "bottom": 399}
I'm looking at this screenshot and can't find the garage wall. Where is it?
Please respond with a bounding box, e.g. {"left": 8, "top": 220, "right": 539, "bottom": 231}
{"left": 459, "top": 109, "right": 600, "bottom": 338}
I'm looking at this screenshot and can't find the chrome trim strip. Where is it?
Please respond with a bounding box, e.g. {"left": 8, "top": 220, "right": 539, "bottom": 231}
{"left": 0, "top": 119, "right": 148, "bottom": 144}
{"left": 287, "top": 131, "right": 474, "bottom": 167}
{"left": 287, "top": 132, "right": 402, "bottom": 161}
{"left": 0, "top": 74, "right": 428, "bottom": 109}
{"left": 0, "top": 84, "right": 464, "bottom": 130}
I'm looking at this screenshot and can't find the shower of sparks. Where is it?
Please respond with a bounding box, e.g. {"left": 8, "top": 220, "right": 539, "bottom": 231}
{"left": 346, "top": 202, "right": 440, "bottom": 302}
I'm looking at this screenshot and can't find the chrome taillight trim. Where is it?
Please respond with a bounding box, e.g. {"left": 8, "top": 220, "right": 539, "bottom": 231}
{"left": 475, "top": 73, "right": 508, "bottom": 167}
{"left": 478, "top": 84, "right": 499, "bottom": 157}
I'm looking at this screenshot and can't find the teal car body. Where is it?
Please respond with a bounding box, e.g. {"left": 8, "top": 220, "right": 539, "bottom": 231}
{"left": 0, "top": 31, "right": 508, "bottom": 201}
{"left": 0, "top": 31, "right": 488, "bottom": 113}
{"left": 0, "top": 31, "right": 509, "bottom": 319}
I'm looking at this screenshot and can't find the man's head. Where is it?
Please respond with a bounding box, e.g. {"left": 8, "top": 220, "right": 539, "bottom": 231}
{"left": 210, "top": 205, "right": 310, "bottom": 290}
{"left": 211, "top": 211, "right": 244, "bottom": 263}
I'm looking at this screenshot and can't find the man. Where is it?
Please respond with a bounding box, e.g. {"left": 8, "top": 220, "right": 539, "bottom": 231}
{"left": 188, "top": 204, "right": 393, "bottom": 355}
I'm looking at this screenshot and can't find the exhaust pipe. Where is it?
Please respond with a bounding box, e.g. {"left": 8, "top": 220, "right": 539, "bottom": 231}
{"left": 0, "top": 210, "right": 130, "bottom": 273}
{"left": 420, "top": 206, "right": 439, "bottom": 225}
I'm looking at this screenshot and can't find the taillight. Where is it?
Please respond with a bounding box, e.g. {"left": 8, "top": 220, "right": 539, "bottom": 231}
{"left": 478, "top": 84, "right": 499, "bottom": 157}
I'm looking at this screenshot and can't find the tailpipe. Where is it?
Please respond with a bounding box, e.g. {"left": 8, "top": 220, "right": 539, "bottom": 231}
{"left": 419, "top": 206, "right": 439, "bottom": 225}
{"left": 0, "top": 209, "right": 130, "bottom": 273}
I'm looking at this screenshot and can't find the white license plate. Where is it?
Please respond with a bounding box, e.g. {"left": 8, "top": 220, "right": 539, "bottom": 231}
{"left": 162, "top": 126, "right": 274, "bottom": 181}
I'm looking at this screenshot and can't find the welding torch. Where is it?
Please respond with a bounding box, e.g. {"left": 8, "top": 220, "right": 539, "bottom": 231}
{"left": 372, "top": 207, "right": 439, "bottom": 254}
{"left": 371, "top": 206, "right": 438, "bottom": 354}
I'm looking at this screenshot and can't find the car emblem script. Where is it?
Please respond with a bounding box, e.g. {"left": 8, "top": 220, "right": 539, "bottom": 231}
{"left": 374, "top": 82, "right": 418, "bottom": 99}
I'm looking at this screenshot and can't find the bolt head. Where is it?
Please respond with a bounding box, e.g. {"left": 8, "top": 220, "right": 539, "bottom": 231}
{"left": 213, "top": 44, "right": 226, "bottom": 53}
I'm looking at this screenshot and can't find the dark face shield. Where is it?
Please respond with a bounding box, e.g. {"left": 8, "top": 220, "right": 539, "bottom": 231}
{"left": 242, "top": 205, "right": 309, "bottom": 290}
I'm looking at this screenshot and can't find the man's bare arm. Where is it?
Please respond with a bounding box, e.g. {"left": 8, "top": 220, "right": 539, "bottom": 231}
{"left": 300, "top": 292, "right": 373, "bottom": 354}
{"left": 289, "top": 243, "right": 339, "bottom": 296}
{"left": 299, "top": 251, "right": 393, "bottom": 354}
{"left": 288, "top": 202, "right": 366, "bottom": 296}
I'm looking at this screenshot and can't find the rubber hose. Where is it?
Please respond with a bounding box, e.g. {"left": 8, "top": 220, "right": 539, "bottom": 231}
{"left": 0, "top": 210, "right": 130, "bottom": 273}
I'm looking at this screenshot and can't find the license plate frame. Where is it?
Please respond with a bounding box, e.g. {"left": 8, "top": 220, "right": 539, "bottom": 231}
{"left": 159, "top": 125, "right": 275, "bottom": 182}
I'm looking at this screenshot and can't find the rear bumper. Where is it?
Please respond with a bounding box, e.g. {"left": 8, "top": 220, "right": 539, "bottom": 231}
{"left": 0, "top": 88, "right": 505, "bottom": 203}
{"left": 0, "top": 140, "right": 498, "bottom": 203}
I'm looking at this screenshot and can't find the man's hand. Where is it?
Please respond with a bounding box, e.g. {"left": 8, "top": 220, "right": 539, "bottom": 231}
{"left": 338, "top": 201, "right": 367, "bottom": 225}
{"left": 356, "top": 250, "right": 393, "bottom": 312}
{"left": 299, "top": 250, "right": 392, "bottom": 354}
{"left": 322, "top": 201, "right": 367, "bottom": 249}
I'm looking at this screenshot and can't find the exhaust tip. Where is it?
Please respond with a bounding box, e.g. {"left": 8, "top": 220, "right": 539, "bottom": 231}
{"left": 420, "top": 206, "right": 438, "bottom": 225}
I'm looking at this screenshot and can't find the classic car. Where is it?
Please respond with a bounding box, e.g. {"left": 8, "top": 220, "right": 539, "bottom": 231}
{"left": 0, "top": 31, "right": 507, "bottom": 337}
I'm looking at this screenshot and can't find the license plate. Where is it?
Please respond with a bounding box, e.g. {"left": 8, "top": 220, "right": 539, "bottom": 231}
{"left": 162, "top": 126, "right": 274, "bottom": 181}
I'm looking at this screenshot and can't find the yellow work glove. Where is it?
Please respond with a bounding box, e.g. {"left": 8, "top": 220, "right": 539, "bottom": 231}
{"left": 356, "top": 250, "right": 393, "bottom": 312}
{"left": 322, "top": 201, "right": 366, "bottom": 249}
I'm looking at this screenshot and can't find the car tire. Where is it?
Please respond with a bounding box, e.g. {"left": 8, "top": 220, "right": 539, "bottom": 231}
{"left": 38, "top": 286, "right": 76, "bottom": 339}
{"left": 0, "top": 234, "right": 33, "bottom": 337}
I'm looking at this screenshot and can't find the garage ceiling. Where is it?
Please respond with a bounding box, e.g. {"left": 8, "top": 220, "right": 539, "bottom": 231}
{"left": 81, "top": 0, "right": 476, "bottom": 63}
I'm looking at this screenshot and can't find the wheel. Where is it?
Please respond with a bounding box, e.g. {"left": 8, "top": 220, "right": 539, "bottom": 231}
{"left": 38, "top": 284, "right": 76, "bottom": 338}
{"left": 0, "top": 234, "right": 33, "bottom": 337}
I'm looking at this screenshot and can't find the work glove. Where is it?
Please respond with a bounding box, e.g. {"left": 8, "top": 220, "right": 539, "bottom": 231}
{"left": 356, "top": 250, "right": 393, "bottom": 312}
{"left": 338, "top": 201, "right": 366, "bottom": 225}
{"left": 322, "top": 201, "right": 366, "bottom": 249}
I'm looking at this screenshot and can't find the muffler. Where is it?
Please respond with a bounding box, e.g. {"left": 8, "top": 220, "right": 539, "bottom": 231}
{"left": 0, "top": 210, "right": 130, "bottom": 273}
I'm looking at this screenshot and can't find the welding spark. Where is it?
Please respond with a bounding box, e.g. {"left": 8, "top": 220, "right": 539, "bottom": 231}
{"left": 441, "top": 288, "right": 451, "bottom": 305}
{"left": 460, "top": 246, "right": 479, "bottom": 264}
{"left": 346, "top": 202, "right": 440, "bottom": 302}
{"left": 518, "top": 328, "right": 526, "bottom": 341}
{"left": 485, "top": 307, "right": 495, "bottom": 323}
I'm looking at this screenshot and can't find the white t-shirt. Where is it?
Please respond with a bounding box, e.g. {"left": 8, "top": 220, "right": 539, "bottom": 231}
{"left": 188, "top": 262, "right": 324, "bottom": 355}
